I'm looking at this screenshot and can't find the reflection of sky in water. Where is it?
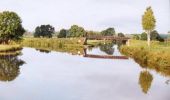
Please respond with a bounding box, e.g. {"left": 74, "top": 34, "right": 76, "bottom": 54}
{"left": 0, "top": 48, "right": 169, "bottom": 100}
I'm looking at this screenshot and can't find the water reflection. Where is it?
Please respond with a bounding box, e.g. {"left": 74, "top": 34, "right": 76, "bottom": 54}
{"left": 139, "top": 70, "right": 153, "bottom": 94}
{"left": 0, "top": 55, "right": 25, "bottom": 82}
{"left": 99, "top": 43, "right": 115, "bottom": 55}
{"left": 36, "top": 49, "right": 51, "bottom": 54}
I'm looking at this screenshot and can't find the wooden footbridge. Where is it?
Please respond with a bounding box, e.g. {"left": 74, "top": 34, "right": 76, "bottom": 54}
{"left": 84, "top": 35, "right": 130, "bottom": 45}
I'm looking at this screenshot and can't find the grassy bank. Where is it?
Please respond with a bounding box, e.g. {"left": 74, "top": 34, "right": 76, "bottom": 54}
{"left": 0, "top": 45, "right": 22, "bottom": 52}
{"left": 21, "top": 38, "right": 85, "bottom": 55}
{"left": 120, "top": 40, "right": 170, "bottom": 76}
{"left": 0, "top": 44, "right": 22, "bottom": 56}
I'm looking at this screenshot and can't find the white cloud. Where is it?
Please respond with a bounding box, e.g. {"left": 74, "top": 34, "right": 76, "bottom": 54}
{"left": 0, "top": 0, "right": 169, "bottom": 33}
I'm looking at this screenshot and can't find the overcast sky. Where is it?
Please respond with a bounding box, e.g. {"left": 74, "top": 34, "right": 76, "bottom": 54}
{"left": 0, "top": 0, "right": 169, "bottom": 33}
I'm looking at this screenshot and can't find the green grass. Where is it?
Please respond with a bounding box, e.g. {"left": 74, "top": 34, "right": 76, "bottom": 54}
{"left": 0, "top": 44, "right": 22, "bottom": 56}
{"left": 120, "top": 40, "right": 170, "bottom": 77}
{"left": 0, "top": 45, "right": 22, "bottom": 52}
{"left": 21, "top": 37, "right": 85, "bottom": 55}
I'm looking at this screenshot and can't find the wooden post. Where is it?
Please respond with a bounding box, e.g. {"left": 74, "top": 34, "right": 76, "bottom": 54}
{"left": 126, "top": 39, "right": 130, "bottom": 46}
{"left": 83, "top": 37, "right": 87, "bottom": 45}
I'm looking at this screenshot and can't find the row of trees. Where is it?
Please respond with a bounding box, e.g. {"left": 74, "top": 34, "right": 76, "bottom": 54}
{"left": 34, "top": 25, "right": 125, "bottom": 38}
{"left": 133, "top": 30, "right": 164, "bottom": 42}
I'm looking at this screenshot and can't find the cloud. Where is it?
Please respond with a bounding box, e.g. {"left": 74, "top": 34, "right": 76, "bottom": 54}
{"left": 0, "top": 0, "right": 169, "bottom": 33}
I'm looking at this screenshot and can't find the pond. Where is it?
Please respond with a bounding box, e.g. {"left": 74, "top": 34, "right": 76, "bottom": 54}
{"left": 0, "top": 43, "right": 169, "bottom": 100}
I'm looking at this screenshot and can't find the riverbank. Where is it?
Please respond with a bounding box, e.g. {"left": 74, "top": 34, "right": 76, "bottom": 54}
{"left": 0, "top": 45, "right": 22, "bottom": 56}
{"left": 21, "top": 38, "right": 85, "bottom": 55}
{"left": 120, "top": 40, "right": 170, "bottom": 76}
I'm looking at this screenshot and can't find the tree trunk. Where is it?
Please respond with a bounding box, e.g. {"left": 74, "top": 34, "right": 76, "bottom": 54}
{"left": 147, "top": 31, "right": 151, "bottom": 47}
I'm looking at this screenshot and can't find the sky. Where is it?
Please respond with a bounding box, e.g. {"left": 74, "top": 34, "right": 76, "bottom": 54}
{"left": 0, "top": 0, "right": 169, "bottom": 33}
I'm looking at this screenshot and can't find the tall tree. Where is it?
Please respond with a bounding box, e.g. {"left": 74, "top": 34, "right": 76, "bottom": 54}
{"left": 142, "top": 7, "right": 156, "bottom": 46}
{"left": 0, "top": 11, "right": 25, "bottom": 44}
{"left": 34, "top": 25, "right": 55, "bottom": 38}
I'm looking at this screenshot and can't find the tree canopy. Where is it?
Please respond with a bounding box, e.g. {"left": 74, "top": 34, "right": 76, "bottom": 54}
{"left": 34, "top": 25, "right": 55, "bottom": 38}
{"left": 101, "top": 28, "right": 115, "bottom": 36}
{"left": 142, "top": 7, "right": 156, "bottom": 46}
{"left": 58, "top": 29, "right": 68, "bottom": 38}
{"left": 0, "top": 11, "right": 25, "bottom": 44}
{"left": 117, "top": 33, "right": 125, "bottom": 37}
{"left": 68, "top": 25, "right": 86, "bottom": 37}
{"left": 140, "top": 31, "right": 163, "bottom": 41}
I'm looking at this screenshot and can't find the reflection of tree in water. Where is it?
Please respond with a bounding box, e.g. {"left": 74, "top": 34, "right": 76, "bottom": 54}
{"left": 36, "top": 49, "right": 51, "bottom": 54}
{"left": 99, "top": 43, "right": 115, "bottom": 55}
{"left": 0, "top": 56, "right": 25, "bottom": 82}
{"left": 139, "top": 70, "right": 153, "bottom": 94}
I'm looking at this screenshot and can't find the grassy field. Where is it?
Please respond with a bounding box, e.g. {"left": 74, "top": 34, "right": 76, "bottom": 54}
{"left": 120, "top": 40, "right": 170, "bottom": 76}
{"left": 21, "top": 37, "right": 85, "bottom": 55}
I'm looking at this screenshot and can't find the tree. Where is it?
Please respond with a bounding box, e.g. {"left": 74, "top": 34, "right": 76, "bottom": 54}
{"left": 58, "top": 29, "right": 68, "bottom": 38}
{"left": 140, "top": 30, "right": 163, "bottom": 41}
{"left": 150, "top": 30, "right": 164, "bottom": 41}
{"left": 0, "top": 11, "right": 25, "bottom": 44}
{"left": 34, "top": 25, "right": 55, "bottom": 38}
{"left": 133, "top": 34, "right": 140, "bottom": 40}
{"left": 86, "top": 31, "right": 100, "bottom": 36}
{"left": 141, "top": 32, "right": 147, "bottom": 40}
{"left": 68, "top": 25, "right": 86, "bottom": 37}
{"left": 117, "top": 33, "right": 125, "bottom": 37}
{"left": 142, "top": 7, "right": 156, "bottom": 46}
{"left": 101, "top": 28, "right": 115, "bottom": 36}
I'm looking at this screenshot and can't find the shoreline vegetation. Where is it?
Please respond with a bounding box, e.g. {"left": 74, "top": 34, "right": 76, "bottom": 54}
{"left": 21, "top": 38, "right": 86, "bottom": 55}
{"left": 0, "top": 44, "right": 22, "bottom": 56}
{"left": 120, "top": 40, "right": 170, "bottom": 76}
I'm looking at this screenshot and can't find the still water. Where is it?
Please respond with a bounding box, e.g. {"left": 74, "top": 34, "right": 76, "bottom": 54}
{"left": 0, "top": 44, "right": 169, "bottom": 100}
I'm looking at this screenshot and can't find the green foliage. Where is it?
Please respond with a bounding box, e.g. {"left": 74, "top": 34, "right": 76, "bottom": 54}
{"left": 86, "top": 31, "right": 100, "bottom": 36}
{"left": 58, "top": 29, "right": 68, "bottom": 38}
{"left": 68, "top": 25, "right": 86, "bottom": 37}
{"left": 34, "top": 25, "right": 55, "bottom": 38}
{"left": 21, "top": 38, "right": 85, "bottom": 55}
{"left": 142, "top": 6, "right": 156, "bottom": 46}
{"left": 142, "top": 7, "right": 156, "bottom": 32}
{"left": 139, "top": 71, "right": 153, "bottom": 94}
{"left": 0, "top": 11, "right": 25, "bottom": 44}
{"left": 120, "top": 40, "right": 170, "bottom": 77}
{"left": 117, "top": 33, "right": 125, "bottom": 37}
{"left": 101, "top": 28, "right": 115, "bottom": 36}
{"left": 140, "top": 31, "right": 164, "bottom": 41}
{"left": 141, "top": 32, "right": 147, "bottom": 40}
{"left": 133, "top": 34, "right": 140, "bottom": 40}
